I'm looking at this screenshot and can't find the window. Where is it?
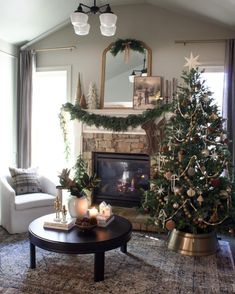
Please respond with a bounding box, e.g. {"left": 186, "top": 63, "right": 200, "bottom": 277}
{"left": 200, "top": 66, "right": 224, "bottom": 113}
{"left": 32, "top": 67, "right": 71, "bottom": 178}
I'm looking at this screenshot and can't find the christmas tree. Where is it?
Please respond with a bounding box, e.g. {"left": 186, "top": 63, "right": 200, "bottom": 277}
{"left": 142, "top": 55, "right": 234, "bottom": 234}
{"left": 87, "top": 82, "right": 99, "bottom": 109}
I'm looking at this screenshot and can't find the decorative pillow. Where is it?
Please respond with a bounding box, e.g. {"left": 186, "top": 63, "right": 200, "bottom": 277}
{"left": 9, "top": 167, "right": 42, "bottom": 195}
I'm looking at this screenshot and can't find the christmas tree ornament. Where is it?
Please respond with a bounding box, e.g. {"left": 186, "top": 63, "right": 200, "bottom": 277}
{"left": 178, "top": 150, "right": 184, "bottom": 162}
{"left": 154, "top": 219, "right": 160, "bottom": 227}
{"left": 187, "top": 167, "right": 195, "bottom": 176}
{"left": 211, "top": 178, "right": 220, "bottom": 187}
{"left": 197, "top": 194, "right": 204, "bottom": 206}
{"left": 204, "top": 95, "right": 210, "bottom": 103}
{"left": 226, "top": 187, "right": 232, "bottom": 193}
{"left": 173, "top": 186, "right": 181, "bottom": 195}
{"left": 156, "top": 185, "right": 165, "bottom": 195}
{"left": 173, "top": 203, "right": 179, "bottom": 209}
{"left": 170, "top": 174, "right": 178, "bottom": 192}
{"left": 184, "top": 52, "right": 201, "bottom": 70}
{"left": 165, "top": 219, "right": 176, "bottom": 231}
{"left": 201, "top": 148, "right": 209, "bottom": 157}
{"left": 210, "top": 151, "right": 218, "bottom": 160}
{"left": 165, "top": 171, "right": 172, "bottom": 180}
{"left": 210, "top": 112, "right": 218, "bottom": 120}
{"left": 187, "top": 188, "right": 196, "bottom": 197}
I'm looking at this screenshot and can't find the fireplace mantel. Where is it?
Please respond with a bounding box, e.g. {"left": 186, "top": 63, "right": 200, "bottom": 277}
{"left": 82, "top": 109, "right": 145, "bottom": 135}
{"left": 74, "top": 108, "right": 146, "bottom": 155}
{"left": 85, "top": 108, "right": 143, "bottom": 116}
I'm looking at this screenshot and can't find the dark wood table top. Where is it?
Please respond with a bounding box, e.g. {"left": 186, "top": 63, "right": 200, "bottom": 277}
{"left": 28, "top": 214, "right": 132, "bottom": 254}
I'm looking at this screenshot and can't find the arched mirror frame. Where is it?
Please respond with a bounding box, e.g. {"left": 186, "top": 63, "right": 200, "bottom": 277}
{"left": 100, "top": 41, "right": 152, "bottom": 109}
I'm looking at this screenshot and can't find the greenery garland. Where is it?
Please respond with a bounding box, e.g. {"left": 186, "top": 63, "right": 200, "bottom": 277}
{"left": 61, "top": 102, "right": 171, "bottom": 132}
{"left": 109, "top": 38, "right": 145, "bottom": 56}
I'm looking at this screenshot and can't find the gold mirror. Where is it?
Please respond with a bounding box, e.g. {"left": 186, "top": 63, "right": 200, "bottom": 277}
{"left": 100, "top": 41, "right": 152, "bottom": 108}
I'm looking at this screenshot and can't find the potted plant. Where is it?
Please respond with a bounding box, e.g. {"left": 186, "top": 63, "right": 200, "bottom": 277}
{"left": 58, "top": 155, "right": 100, "bottom": 218}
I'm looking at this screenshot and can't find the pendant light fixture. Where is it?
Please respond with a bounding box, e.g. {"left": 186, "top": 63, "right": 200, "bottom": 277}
{"left": 70, "top": 0, "right": 117, "bottom": 36}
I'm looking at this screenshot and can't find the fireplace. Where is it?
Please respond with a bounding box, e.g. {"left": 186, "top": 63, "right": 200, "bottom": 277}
{"left": 93, "top": 152, "right": 150, "bottom": 207}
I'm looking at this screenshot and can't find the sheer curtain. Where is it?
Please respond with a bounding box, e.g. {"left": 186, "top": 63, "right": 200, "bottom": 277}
{"left": 223, "top": 39, "right": 235, "bottom": 179}
{"left": 17, "top": 50, "right": 36, "bottom": 168}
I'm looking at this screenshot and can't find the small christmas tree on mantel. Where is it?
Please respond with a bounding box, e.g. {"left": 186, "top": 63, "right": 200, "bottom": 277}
{"left": 142, "top": 54, "right": 234, "bottom": 254}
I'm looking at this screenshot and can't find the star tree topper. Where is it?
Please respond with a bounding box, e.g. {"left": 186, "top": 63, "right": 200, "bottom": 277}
{"left": 184, "top": 52, "right": 201, "bottom": 70}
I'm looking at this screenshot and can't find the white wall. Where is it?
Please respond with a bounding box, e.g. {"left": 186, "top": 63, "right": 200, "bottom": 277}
{"left": 30, "top": 4, "right": 235, "bottom": 100}
{"left": 0, "top": 38, "right": 18, "bottom": 225}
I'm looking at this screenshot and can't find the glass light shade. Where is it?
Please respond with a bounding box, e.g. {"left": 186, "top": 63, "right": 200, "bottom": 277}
{"left": 99, "top": 13, "right": 117, "bottom": 27}
{"left": 74, "top": 23, "right": 90, "bottom": 36}
{"left": 70, "top": 12, "right": 88, "bottom": 25}
{"left": 129, "top": 74, "right": 135, "bottom": 83}
{"left": 100, "top": 25, "right": 116, "bottom": 36}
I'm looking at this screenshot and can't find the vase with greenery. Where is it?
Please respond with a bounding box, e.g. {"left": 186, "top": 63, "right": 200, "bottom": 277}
{"left": 58, "top": 155, "right": 100, "bottom": 217}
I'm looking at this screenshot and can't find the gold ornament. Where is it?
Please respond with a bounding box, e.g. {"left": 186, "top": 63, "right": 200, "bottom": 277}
{"left": 173, "top": 186, "right": 181, "bottom": 195}
{"left": 165, "top": 219, "right": 176, "bottom": 231}
{"left": 202, "top": 148, "right": 209, "bottom": 157}
{"left": 187, "top": 188, "right": 196, "bottom": 197}
{"left": 187, "top": 167, "right": 195, "bottom": 176}
{"left": 178, "top": 151, "right": 184, "bottom": 162}
{"left": 210, "top": 112, "right": 218, "bottom": 120}
{"left": 165, "top": 171, "right": 173, "bottom": 181}
{"left": 197, "top": 194, "right": 204, "bottom": 206}
{"left": 173, "top": 203, "right": 179, "bottom": 209}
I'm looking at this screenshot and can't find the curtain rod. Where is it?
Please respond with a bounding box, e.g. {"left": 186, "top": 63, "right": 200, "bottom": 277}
{"left": 175, "top": 39, "right": 226, "bottom": 45}
{"left": 34, "top": 46, "right": 76, "bottom": 52}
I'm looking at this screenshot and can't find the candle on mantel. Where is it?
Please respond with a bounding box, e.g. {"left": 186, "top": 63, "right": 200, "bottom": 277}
{"left": 89, "top": 207, "right": 98, "bottom": 218}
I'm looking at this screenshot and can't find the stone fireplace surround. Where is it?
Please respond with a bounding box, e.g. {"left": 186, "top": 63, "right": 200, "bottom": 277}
{"left": 78, "top": 109, "right": 158, "bottom": 232}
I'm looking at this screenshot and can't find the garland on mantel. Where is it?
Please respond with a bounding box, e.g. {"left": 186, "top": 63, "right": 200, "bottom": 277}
{"left": 61, "top": 102, "right": 171, "bottom": 132}
{"left": 60, "top": 102, "right": 171, "bottom": 159}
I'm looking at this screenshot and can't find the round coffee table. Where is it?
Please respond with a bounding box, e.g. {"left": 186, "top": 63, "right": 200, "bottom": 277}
{"left": 28, "top": 214, "right": 132, "bottom": 282}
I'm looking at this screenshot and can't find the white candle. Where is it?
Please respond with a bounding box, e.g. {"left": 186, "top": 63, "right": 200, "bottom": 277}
{"left": 89, "top": 207, "right": 98, "bottom": 218}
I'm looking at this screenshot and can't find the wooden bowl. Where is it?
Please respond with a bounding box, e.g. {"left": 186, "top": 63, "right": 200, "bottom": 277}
{"left": 75, "top": 217, "right": 97, "bottom": 232}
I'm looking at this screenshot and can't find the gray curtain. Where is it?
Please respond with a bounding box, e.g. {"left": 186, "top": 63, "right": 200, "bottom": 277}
{"left": 17, "top": 50, "right": 36, "bottom": 168}
{"left": 223, "top": 39, "right": 235, "bottom": 179}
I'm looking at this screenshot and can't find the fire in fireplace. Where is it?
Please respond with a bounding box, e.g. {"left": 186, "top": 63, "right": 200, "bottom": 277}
{"left": 93, "top": 152, "right": 150, "bottom": 207}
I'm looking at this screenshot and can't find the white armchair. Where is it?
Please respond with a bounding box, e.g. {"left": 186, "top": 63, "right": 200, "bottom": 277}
{"left": 0, "top": 174, "right": 57, "bottom": 234}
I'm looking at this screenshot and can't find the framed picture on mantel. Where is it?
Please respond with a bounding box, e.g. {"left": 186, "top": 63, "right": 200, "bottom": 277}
{"left": 133, "top": 76, "right": 163, "bottom": 110}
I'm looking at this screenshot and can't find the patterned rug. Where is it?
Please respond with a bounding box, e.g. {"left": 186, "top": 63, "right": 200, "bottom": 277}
{"left": 0, "top": 227, "right": 235, "bottom": 294}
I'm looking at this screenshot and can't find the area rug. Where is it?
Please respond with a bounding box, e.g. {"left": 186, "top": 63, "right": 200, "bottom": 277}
{"left": 0, "top": 227, "right": 235, "bottom": 294}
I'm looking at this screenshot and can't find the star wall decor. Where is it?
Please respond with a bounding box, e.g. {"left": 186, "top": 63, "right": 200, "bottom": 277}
{"left": 184, "top": 52, "right": 201, "bottom": 70}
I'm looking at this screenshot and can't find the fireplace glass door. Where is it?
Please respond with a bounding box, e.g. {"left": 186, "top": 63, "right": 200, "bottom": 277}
{"left": 93, "top": 152, "right": 150, "bottom": 207}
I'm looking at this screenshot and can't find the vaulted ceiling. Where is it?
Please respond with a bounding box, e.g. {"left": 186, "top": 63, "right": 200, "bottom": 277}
{"left": 1, "top": 0, "right": 235, "bottom": 45}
